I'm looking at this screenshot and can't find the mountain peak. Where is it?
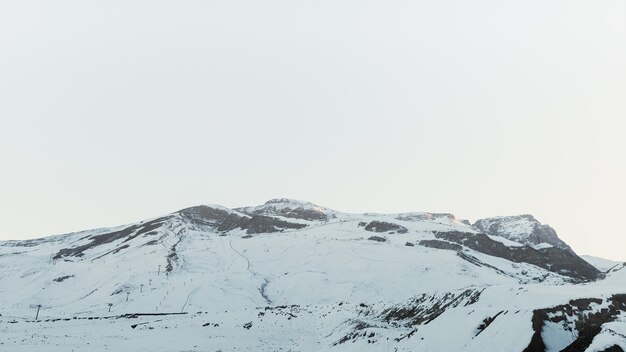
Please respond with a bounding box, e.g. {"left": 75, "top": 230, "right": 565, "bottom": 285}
{"left": 264, "top": 198, "right": 312, "bottom": 206}
{"left": 236, "top": 199, "right": 336, "bottom": 222}
{"left": 473, "top": 215, "right": 575, "bottom": 254}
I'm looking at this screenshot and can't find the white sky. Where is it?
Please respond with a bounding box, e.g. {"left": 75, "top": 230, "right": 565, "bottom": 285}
{"left": 1, "top": 0, "right": 625, "bottom": 260}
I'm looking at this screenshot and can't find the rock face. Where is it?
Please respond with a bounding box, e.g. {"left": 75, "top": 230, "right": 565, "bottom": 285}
{"left": 53, "top": 216, "right": 172, "bottom": 259}
{"left": 367, "top": 236, "right": 387, "bottom": 242}
{"left": 418, "top": 239, "right": 462, "bottom": 251}
{"left": 363, "top": 221, "right": 408, "bottom": 234}
{"left": 435, "top": 231, "right": 603, "bottom": 282}
{"left": 179, "top": 205, "right": 246, "bottom": 231}
{"left": 473, "top": 215, "right": 575, "bottom": 254}
{"left": 179, "top": 205, "right": 307, "bottom": 234}
{"left": 523, "top": 295, "right": 626, "bottom": 352}
{"left": 235, "top": 198, "right": 336, "bottom": 222}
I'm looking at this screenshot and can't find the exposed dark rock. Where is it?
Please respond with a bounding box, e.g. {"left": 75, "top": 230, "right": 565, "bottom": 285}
{"left": 117, "top": 312, "right": 187, "bottom": 319}
{"left": 600, "top": 346, "right": 625, "bottom": 352}
{"left": 236, "top": 199, "right": 335, "bottom": 222}
{"left": 475, "top": 311, "right": 504, "bottom": 336}
{"left": 166, "top": 229, "right": 184, "bottom": 274}
{"left": 364, "top": 221, "right": 408, "bottom": 234}
{"left": 332, "top": 320, "right": 375, "bottom": 345}
{"left": 180, "top": 205, "right": 307, "bottom": 234}
{"left": 53, "top": 217, "right": 172, "bottom": 259}
{"left": 473, "top": 215, "right": 575, "bottom": 254}
{"left": 142, "top": 239, "right": 159, "bottom": 246}
{"left": 396, "top": 213, "right": 456, "bottom": 222}
{"left": 524, "top": 295, "right": 626, "bottom": 352}
{"left": 93, "top": 244, "right": 131, "bottom": 260}
{"left": 418, "top": 239, "right": 462, "bottom": 251}
{"left": 435, "top": 231, "right": 603, "bottom": 282}
{"left": 368, "top": 236, "right": 387, "bottom": 242}
{"left": 111, "top": 285, "right": 131, "bottom": 296}
{"left": 405, "top": 242, "right": 415, "bottom": 247}
{"left": 53, "top": 275, "right": 74, "bottom": 282}
{"left": 381, "top": 289, "right": 483, "bottom": 327}
{"left": 179, "top": 206, "right": 244, "bottom": 230}
{"left": 456, "top": 251, "right": 510, "bottom": 276}
{"left": 239, "top": 215, "right": 306, "bottom": 234}
{"left": 272, "top": 207, "right": 330, "bottom": 221}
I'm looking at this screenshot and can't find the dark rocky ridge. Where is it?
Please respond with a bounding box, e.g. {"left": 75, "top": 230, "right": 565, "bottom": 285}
{"left": 180, "top": 205, "right": 307, "bottom": 234}
{"left": 380, "top": 289, "right": 483, "bottom": 327}
{"left": 363, "top": 221, "right": 408, "bottom": 234}
{"left": 434, "top": 231, "right": 603, "bottom": 282}
{"left": 53, "top": 216, "right": 172, "bottom": 260}
{"left": 473, "top": 215, "right": 575, "bottom": 254}
{"left": 367, "top": 236, "right": 387, "bottom": 242}
{"left": 235, "top": 198, "right": 335, "bottom": 222}
{"left": 53, "top": 204, "right": 310, "bottom": 260}
{"left": 418, "top": 239, "right": 462, "bottom": 251}
{"left": 178, "top": 206, "right": 243, "bottom": 231}
{"left": 333, "top": 289, "right": 483, "bottom": 346}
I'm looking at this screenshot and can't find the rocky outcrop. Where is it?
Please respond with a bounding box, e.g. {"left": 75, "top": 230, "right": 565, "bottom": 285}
{"left": 435, "top": 231, "right": 603, "bottom": 282}
{"left": 178, "top": 205, "right": 242, "bottom": 229}
{"left": 332, "top": 289, "right": 484, "bottom": 346}
{"left": 473, "top": 215, "right": 575, "bottom": 254}
{"left": 367, "top": 236, "right": 387, "bottom": 242}
{"left": 418, "top": 239, "right": 462, "bottom": 251}
{"left": 380, "top": 289, "right": 483, "bottom": 327}
{"left": 235, "top": 198, "right": 335, "bottom": 222}
{"left": 524, "top": 295, "right": 626, "bottom": 352}
{"left": 180, "top": 205, "right": 307, "bottom": 234}
{"left": 53, "top": 216, "right": 172, "bottom": 259}
{"left": 237, "top": 215, "right": 307, "bottom": 234}
{"left": 364, "top": 221, "right": 408, "bottom": 234}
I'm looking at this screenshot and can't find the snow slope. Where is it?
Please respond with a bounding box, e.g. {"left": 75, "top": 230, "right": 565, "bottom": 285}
{"left": 582, "top": 255, "right": 626, "bottom": 273}
{"left": 0, "top": 199, "right": 623, "bottom": 351}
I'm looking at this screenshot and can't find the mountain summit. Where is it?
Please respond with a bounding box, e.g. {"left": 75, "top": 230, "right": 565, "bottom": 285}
{"left": 473, "top": 214, "right": 575, "bottom": 254}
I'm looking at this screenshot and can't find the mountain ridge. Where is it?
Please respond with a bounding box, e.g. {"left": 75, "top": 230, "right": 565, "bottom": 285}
{"left": 1, "top": 199, "right": 623, "bottom": 351}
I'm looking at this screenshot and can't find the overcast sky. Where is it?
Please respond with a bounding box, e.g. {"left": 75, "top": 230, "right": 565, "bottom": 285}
{"left": 1, "top": 0, "right": 625, "bottom": 260}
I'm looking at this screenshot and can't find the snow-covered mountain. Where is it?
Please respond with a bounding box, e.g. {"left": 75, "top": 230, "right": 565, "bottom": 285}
{"left": 473, "top": 215, "right": 575, "bottom": 253}
{"left": 0, "top": 199, "right": 624, "bottom": 351}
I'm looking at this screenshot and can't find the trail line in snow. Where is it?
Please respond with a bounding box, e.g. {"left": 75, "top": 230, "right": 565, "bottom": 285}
{"left": 228, "top": 237, "right": 250, "bottom": 271}
{"left": 180, "top": 286, "right": 201, "bottom": 313}
{"left": 227, "top": 235, "right": 272, "bottom": 305}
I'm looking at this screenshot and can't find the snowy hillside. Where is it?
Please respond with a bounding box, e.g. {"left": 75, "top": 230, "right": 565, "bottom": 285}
{"left": 0, "top": 199, "right": 624, "bottom": 351}
{"left": 582, "top": 255, "right": 626, "bottom": 273}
